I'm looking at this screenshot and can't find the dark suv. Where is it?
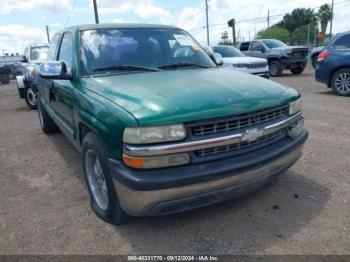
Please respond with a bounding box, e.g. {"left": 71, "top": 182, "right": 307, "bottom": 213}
{"left": 315, "top": 31, "right": 350, "bottom": 96}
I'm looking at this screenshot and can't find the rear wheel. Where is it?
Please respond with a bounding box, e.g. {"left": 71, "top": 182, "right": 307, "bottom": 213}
{"left": 290, "top": 64, "right": 305, "bottom": 75}
{"left": 0, "top": 74, "right": 10, "bottom": 84}
{"left": 37, "top": 96, "right": 59, "bottom": 133}
{"left": 311, "top": 55, "right": 318, "bottom": 69}
{"left": 24, "top": 86, "right": 37, "bottom": 109}
{"left": 268, "top": 60, "right": 283, "bottom": 77}
{"left": 331, "top": 69, "right": 350, "bottom": 96}
{"left": 82, "top": 132, "right": 131, "bottom": 225}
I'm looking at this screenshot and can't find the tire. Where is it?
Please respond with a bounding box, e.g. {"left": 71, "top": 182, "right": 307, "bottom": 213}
{"left": 268, "top": 60, "right": 283, "bottom": 77}
{"left": 331, "top": 68, "right": 350, "bottom": 96}
{"left": 0, "top": 74, "right": 10, "bottom": 84}
{"left": 37, "top": 96, "right": 59, "bottom": 133}
{"left": 82, "top": 132, "right": 131, "bottom": 225}
{"left": 24, "top": 86, "right": 37, "bottom": 109}
{"left": 311, "top": 55, "right": 318, "bottom": 69}
{"left": 290, "top": 65, "right": 305, "bottom": 75}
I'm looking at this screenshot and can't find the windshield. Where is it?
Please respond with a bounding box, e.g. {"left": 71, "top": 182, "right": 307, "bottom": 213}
{"left": 261, "top": 39, "right": 287, "bottom": 49}
{"left": 30, "top": 46, "right": 49, "bottom": 60}
{"left": 80, "top": 28, "right": 216, "bottom": 75}
{"left": 213, "top": 46, "right": 244, "bottom": 58}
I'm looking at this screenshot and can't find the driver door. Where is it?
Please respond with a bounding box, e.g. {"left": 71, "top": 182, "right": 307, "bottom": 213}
{"left": 50, "top": 32, "right": 76, "bottom": 139}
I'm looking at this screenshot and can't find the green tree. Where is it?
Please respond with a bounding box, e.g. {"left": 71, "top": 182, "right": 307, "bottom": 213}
{"left": 276, "top": 8, "right": 317, "bottom": 33}
{"left": 317, "top": 4, "right": 332, "bottom": 33}
{"left": 256, "top": 26, "right": 290, "bottom": 43}
{"left": 289, "top": 25, "right": 312, "bottom": 45}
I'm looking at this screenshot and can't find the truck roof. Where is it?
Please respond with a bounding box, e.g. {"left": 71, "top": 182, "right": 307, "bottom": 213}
{"left": 61, "top": 23, "right": 181, "bottom": 32}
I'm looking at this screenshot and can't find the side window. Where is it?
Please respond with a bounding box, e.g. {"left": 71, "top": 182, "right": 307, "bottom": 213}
{"left": 58, "top": 33, "right": 74, "bottom": 71}
{"left": 251, "top": 41, "right": 264, "bottom": 52}
{"left": 48, "top": 34, "right": 60, "bottom": 60}
{"left": 333, "top": 35, "right": 350, "bottom": 49}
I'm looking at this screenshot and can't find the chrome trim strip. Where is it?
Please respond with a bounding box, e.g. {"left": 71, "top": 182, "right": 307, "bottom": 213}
{"left": 124, "top": 112, "right": 302, "bottom": 157}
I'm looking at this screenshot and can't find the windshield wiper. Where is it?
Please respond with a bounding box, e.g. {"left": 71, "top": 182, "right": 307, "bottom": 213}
{"left": 93, "top": 64, "right": 161, "bottom": 72}
{"left": 158, "top": 62, "right": 212, "bottom": 70}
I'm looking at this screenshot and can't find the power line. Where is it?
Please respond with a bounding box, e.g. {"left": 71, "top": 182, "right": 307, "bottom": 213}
{"left": 64, "top": 0, "right": 77, "bottom": 27}
{"left": 189, "top": 0, "right": 349, "bottom": 33}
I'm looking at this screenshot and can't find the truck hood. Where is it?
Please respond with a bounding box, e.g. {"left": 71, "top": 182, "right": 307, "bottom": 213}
{"left": 223, "top": 56, "right": 267, "bottom": 64}
{"left": 82, "top": 68, "right": 299, "bottom": 125}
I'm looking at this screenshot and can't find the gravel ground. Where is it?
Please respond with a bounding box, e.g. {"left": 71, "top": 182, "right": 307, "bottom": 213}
{"left": 0, "top": 66, "right": 349, "bottom": 255}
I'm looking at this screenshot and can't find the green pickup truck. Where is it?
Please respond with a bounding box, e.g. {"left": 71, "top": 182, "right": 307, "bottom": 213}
{"left": 36, "top": 23, "right": 308, "bottom": 224}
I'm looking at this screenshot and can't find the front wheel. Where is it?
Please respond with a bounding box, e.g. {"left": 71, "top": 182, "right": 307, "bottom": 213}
{"left": 268, "top": 61, "right": 283, "bottom": 77}
{"left": 331, "top": 69, "right": 350, "bottom": 96}
{"left": 24, "top": 87, "right": 37, "bottom": 109}
{"left": 82, "top": 132, "right": 131, "bottom": 225}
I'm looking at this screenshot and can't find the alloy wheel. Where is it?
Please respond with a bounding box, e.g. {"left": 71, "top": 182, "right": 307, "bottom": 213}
{"left": 334, "top": 73, "right": 350, "bottom": 94}
{"left": 26, "top": 87, "right": 37, "bottom": 106}
{"left": 85, "top": 149, "right": 109, "bottom": 211}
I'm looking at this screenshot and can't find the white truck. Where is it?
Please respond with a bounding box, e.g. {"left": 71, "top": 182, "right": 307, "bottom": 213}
{"left": 212, "top": 45, "right": 269, "bottom": 78}
{"left": 16, "top": 43, "right": 49, "bottom": 109}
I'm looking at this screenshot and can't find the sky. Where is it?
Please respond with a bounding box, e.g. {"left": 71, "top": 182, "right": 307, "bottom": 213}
{"left": 0, "top": 0, "right": 349, "bottom": 54}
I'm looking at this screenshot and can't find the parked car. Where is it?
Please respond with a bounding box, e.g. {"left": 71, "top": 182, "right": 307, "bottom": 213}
{"left": 211, "top": 45, "right": 269, "bottom": 78}
{"left": 237, "top": 39, "right": 309, "bottom": 77}
{"left": 16, "top": 43, "right": 49, "bottom": 109}
{"left": 309, "top": 46, "right": 325, "bottom": 69}
{"left": 36, "top": 24, "right": 308, "bottom": 224}
{"left": 315, "top": 31, "right": 350, "bottom": 96}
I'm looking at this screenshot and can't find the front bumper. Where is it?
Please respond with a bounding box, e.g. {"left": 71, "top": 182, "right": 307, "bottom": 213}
{"left": 110, "top": 129, "right": 308, "bottom": 216}
{"left": 281, "top": 58, "right": 307, "bottom": 69}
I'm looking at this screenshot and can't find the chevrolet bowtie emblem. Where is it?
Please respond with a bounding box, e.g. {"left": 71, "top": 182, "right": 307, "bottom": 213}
{"left": 241, "top": 128, "right": 264, "bottom": 143}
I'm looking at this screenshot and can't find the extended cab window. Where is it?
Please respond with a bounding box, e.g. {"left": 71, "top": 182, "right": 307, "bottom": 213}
{"left": 239, "top": 42, "right": 250, "bottom": 51}
{"left": 58, "top": 33, "right": 74, "bottom": 71}
{"left": 79, "top": 28, "right": 215, "bottom": 75}
{"left": 333, "top": 35, "right": 350, "bottom": 49}
{"left": 48, "top": 34, "right": 60, "bottom": 60}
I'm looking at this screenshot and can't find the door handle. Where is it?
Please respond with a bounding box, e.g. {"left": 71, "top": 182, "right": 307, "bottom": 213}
{"left": 49, "top": 83, "right": 56, "bottom": 102}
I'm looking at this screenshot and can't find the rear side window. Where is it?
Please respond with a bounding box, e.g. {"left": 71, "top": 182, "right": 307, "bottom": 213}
{"left": 239, "top": 42, "right": 250, "bottom": 51}
{"left": 48, "top": 34, "right": 60, "bottom": 60}
{"left": 333, "top": 34, "right": 350, "bottom": 49}
{"left": 58, "top": 33, "right": 74, "bottom": 71}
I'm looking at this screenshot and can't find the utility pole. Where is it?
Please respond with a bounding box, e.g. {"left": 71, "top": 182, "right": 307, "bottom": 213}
{"left": 267, "top": 10, "right": 270, "bottom": 28}
{"left": 93, "top": 0, "right": 99, "bottom": 24}
{"left": 46, "top": 25, "right": 50, "bottom": 44}
{"left": 205, "top": 0, "right": 209, "bottom": 45}
{"left": 314, "top": 26, "right": 317, "bottom": 47}
{"left": 307, "top": 24, "right": 310, "bottom": 47}
{"left": 227, "top": 19, "right": 236, "bottom": 46}
{"left": 329, "top": 0, "right": 334, "bottom": 37}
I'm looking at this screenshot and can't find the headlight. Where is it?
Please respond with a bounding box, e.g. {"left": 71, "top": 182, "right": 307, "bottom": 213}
{"left": 123, "top": 124, "right": 186, "bottom": 144}
{"left": 289, "top": 97, "right": 302, "bottom": 115}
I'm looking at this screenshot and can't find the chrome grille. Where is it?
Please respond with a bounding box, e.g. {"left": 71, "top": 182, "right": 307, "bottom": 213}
{"left": 195, "top": 129, "right": 285, "bottom": 158}
{"left": 247, "top": 63, "right": 267, "bottom": 69}
{"left": 191, "top": 105, "right": 289, "bottom": 137}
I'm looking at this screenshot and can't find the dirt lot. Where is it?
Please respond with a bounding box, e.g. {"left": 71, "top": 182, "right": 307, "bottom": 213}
{"left": 0, "top": 66, "right": 349, "bottom": 255}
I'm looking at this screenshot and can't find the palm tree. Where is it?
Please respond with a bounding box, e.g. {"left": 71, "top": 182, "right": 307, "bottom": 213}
{"left": 317, "top": 4, "right": 333, "bottom": 34}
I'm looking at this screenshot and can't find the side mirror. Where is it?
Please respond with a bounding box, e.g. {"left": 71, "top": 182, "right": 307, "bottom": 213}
{"left": 22, "top": 56, "right": 28, "bottom": 63}
{"left": 39, "top": 61, "right": 72, "bottom": 80}
{"left": 213, "top": 52, "right": 224, "bottom": 66}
